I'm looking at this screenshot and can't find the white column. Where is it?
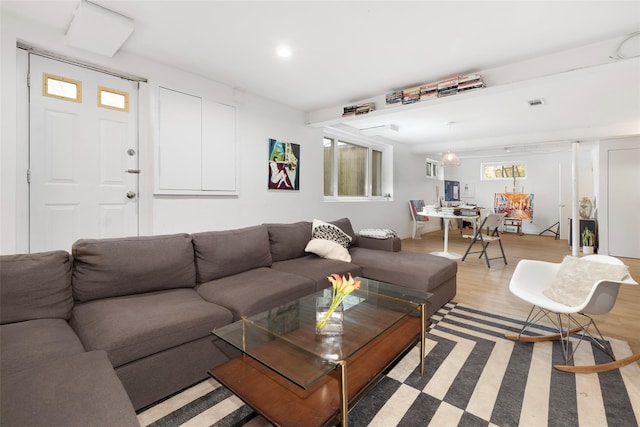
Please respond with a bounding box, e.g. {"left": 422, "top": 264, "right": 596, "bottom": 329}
{"left": 558, "top": 163, "right": 563, "bottom": 235}
{"left": 571, "top": 142, "right": 580, "bottom": 256}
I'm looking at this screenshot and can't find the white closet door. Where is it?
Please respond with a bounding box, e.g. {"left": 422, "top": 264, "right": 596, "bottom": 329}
{"left": 608, "top": 147, "right": 640, "bottom": 258}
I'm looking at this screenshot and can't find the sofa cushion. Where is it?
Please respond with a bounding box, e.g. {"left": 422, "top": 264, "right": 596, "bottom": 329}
{"left": 196, "top": 267, "right": 316, "bottom": 320}
{"left": 192, "top": 225, "right": 272, "bottom": 283}
{"left": 271, "top": 255, "right": 363, "bottom": 291}
{"left": 0, "top": 251, "right": 73, "bottom": 323}
{"left": 0, "top": 318, "right": 86, "bottom": 376}
{"left": 72, "top": 234, "right": 196, "bottom": 302}
{"left": 349, "top": 247, "right": 457, "bottom": 292}
{"left": 265, "top": 221, "right": 312, "bottom": 262}
{"left": 1, "top": 350, "right": 139, "bottom": 427}
{"left": 70, "top": 288, "right": 232, "bottom": 367}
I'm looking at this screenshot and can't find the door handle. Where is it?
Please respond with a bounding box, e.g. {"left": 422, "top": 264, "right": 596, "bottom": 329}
{"left": 126, "top": 191, "right": 136, "bottom": 199}
{"left": 125, "top": 169, "right": 140, "bottom": 174}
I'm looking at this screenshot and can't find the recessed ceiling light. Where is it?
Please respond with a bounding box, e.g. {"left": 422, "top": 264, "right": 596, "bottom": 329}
{"left": 276, "top": 46, "right": 292, "bottom": 58}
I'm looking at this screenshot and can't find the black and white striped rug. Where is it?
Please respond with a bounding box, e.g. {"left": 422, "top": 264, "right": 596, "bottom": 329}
{"left": 138, "top": 303, "right": 640, "bottom": 426}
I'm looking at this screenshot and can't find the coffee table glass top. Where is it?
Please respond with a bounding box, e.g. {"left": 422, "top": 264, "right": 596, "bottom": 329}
{"left": 212, "top": 277, "right": 430, "bottom": 389}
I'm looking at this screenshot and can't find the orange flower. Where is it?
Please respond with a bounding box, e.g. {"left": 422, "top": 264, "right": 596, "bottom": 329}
{"left": 317, "top": 273, "right": 361, "bottom": 330}
{"left": 328, "top": 272, "right": 361, "bottom": 294}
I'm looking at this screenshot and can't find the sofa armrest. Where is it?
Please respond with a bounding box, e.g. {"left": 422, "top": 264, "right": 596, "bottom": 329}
{"left": 355, "top": 236, "right": 402, "bottom": 252}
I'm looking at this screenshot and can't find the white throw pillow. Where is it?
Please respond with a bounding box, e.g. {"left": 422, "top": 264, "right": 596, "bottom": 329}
{"left": 305, "top": 238, "right": 351, "bottom": 262}
{"left": 304, "top": 219, "right": 352, "bottom": 262}
{"left": 542, "top": 255, "right": 629, "bottom": 307}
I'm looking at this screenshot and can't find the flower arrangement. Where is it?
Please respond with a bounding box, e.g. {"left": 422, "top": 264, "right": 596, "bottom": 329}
{"left": 316, "top": 273, "right": 361, "bottom": 331}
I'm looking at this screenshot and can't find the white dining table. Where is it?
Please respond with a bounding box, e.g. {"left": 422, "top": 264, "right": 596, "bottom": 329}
{"left": 421, "top": 211, "right": 479, "bottom": 259}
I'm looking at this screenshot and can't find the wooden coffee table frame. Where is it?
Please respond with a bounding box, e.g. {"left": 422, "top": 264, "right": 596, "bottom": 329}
{"left": 209, "top": 302, "right": 427, "bottom": 427}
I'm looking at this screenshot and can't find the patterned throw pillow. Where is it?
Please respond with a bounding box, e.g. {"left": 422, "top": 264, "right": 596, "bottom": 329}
{"left": 312, "top": 220, "right": 352, "bottom": 248}
{"left": 304, "top": 219, "right": 352, "bottom": 262}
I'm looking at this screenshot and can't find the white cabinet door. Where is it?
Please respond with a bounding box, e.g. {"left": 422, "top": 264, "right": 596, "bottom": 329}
{"left": 157, "top": 87, "right": 237, "bottom": 194}
{"left": 202, "top": 99, "right": 236, "bottom": 191}
{"left": 158, "top": 87, "right": 202, "bottom": 190}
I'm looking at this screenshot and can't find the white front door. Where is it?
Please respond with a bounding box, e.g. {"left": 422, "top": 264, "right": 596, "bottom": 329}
{"left": 29, "top": 54, "right": 139, "bottom": 252}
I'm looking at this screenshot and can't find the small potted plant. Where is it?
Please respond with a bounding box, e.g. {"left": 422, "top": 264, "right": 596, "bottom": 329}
{"left": 581, "top": 228, "right": 595, "bottom": 254}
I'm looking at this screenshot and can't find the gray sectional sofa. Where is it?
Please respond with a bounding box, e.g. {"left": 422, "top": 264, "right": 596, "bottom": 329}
{"left": 0, "top": 218, "right": 456, "bottom": 426}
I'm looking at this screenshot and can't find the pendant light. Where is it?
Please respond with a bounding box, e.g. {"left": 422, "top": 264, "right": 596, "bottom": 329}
{"left": 440, "top": 151, "right": 461, "bottom": 166}
{"left": 440, "top": 121, "right": 461, "bottom": 166}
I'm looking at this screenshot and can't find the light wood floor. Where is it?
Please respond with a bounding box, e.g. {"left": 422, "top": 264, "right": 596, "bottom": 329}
{"left": 402, "top": 229, "right": 640, "bottom": 357}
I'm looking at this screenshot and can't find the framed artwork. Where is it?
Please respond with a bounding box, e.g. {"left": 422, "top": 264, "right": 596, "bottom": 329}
{"left": 494, "top": 192, "right": 534, "bottom": 219}
{"left": 268, "top": 139, "right": 299, "bottom": 190}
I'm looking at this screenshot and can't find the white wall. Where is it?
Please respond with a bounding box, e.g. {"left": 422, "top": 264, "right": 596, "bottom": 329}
{"left": 0, "top": 12, "right": 425, "bottom": 254}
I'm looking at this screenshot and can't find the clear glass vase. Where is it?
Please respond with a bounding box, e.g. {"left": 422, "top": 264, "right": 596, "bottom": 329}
{"left": 315, "top": 297, "right": 344, "bottom": 336}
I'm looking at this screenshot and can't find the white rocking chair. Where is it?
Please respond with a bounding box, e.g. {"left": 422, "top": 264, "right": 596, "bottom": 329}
{"left": 506, "top": 254, "right": 638, "bottom": 373}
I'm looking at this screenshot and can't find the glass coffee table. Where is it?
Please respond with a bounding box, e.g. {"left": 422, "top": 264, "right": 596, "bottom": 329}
{"left": 209, "top": 277, "right": 431, "bottom": 427}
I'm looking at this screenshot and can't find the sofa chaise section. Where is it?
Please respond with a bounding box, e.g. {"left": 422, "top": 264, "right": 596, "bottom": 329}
{"left": 1, "top": 350, "right": 139, "bottom": 427}
{"left": 293, "top": 217, "right": 456, "bottom": 318}
{"left": 69, "top": 233, "right": 234, "bottom": 410}
{"left": 0, "top": 251, "right": 138, "bottom": 426}
{"left": 349, "top": 247, "right": 457, "bottom": 317}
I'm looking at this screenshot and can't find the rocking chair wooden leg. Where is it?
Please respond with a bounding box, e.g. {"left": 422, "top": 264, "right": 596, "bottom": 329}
{"left": 505, "top": 326, "right": 584, "bottom": 342}
{"left": 554, "top": 353, "right": 640, "bottom": 373}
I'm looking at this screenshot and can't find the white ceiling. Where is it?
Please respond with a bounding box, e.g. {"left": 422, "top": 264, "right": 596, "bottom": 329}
{"left": 3, "top": 1, "right": 640, "bottom": 156}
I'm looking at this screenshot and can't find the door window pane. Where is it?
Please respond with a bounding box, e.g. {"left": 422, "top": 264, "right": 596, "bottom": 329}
{"left": 43, "top": 73, "right": 82, "bottom": 102}
{"left": 98, "top": 86, "right": 129, "bottom": 112}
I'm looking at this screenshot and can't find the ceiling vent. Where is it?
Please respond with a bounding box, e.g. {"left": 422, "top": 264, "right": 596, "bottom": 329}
{"left": 360, "top": 124, "right": 399, "bottom": 136}
{"left": 527, "top": 98, "right": 545, "bottom": 107}
{"left": 65, "top": 1, "right": 134, "bottom": 57}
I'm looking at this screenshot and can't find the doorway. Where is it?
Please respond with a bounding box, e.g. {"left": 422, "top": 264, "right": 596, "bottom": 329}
{"left": 29, "top": 54, "right": 140, "bottom": 252}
